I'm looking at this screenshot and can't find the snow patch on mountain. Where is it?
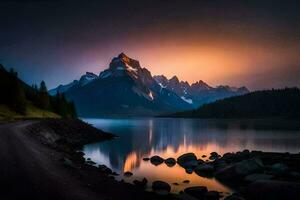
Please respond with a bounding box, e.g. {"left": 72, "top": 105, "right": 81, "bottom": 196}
{"left": 181, "top": 96, "right": 193, "bottom": 104}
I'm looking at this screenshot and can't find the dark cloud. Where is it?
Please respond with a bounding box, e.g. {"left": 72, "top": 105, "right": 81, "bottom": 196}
{"left": 0, "top": 0, "right": 300, "bottom": 89}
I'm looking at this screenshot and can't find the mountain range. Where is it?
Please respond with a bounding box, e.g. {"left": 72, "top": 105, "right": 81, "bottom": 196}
{"left": 49, "top": 53, "right": 249, "bottom": 116}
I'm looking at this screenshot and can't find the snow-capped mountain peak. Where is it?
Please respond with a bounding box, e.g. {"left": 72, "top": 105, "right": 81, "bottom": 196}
{"left": 100, "top": 53, "right": 143, "bottom": 79}
{"left": 154, "top": 75, "right": 249, "bottom": 107}
{"left": 79, "top": 72, "right": 98, "bottom": 86}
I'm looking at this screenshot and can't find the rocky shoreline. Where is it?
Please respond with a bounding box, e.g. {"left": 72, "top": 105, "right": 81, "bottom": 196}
{"left": 26, "top": 119, "right": 300, "bottom": 200}
{"left": 145, "top": 150, "right": 300, "bottom": 199}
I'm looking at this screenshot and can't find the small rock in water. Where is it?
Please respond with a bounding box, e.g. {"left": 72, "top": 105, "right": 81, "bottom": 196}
{"left": 87, "top": 158, "right": 91, "bottom": 161}
{"left": 185, "top": 168, "right": 193, "bottom": 174}
{"left": 183, "top": 180, "right": 190, "bottom": 184}
{"left": 152, "top": 181, "right": 171, "bottom": 195}
{"left": 143, "top": 157, "right": 150, "bottom": 161}
{"left": 210, "top": 152, "right": 219, "bottom": 157}
{"left": 124, "top": 171, "right": 133, "bottom": 177}
{"left": 177, "top": 153, "right": 198, "bottom": 169}
{"left": 165, "top": 158, "right": 176, "bottom": 167}
{"left": 209, "top": 152, "right": 220, "bottom": 160}
{"left": 184, "top": 186, "right": 208, "bottom": 199}
{"left": 150, "top": 155, "right": 164, "bottom": 166}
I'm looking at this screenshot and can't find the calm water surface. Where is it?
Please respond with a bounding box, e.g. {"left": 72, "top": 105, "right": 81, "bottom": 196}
{"left": 82, "top": 118, "right": 300, "bottom": 193}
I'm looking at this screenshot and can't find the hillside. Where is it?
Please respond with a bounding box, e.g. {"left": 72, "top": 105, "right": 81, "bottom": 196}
{"left": 169, "top": 88, "right": 300, "bottom": 119}
{"left": 0, "top": 64, "right": 76, "bottom": 120}
{"left": 0, "top": 104, "right": 60, "bottom": 121}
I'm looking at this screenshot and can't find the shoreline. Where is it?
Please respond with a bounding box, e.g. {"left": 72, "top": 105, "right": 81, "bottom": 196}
{"left": 1, "top": 119, "right": 300, "bottom": 200}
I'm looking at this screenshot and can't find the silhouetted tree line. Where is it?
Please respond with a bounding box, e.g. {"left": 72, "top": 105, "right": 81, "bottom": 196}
{"left": 174, "top": 88, "right": 300, "bottom": 119}
{"left": 0, "top": 64, "right": 77, "bottom": 118}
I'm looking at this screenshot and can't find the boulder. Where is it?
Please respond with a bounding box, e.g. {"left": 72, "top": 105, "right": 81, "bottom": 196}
{"left": 210, "top": 152, "right": 220, "bottom": 160}
{"left": 245, "top": 180, "right": 300, "bottom": 200}
{"left": 244, "top": 173, "right": 274, "bottom": 183}
{"left": 215, "top": 158, "right": 264, "bottom": 181}
{"left": 98, "top": 165, "right": 112, "bottom": 174}
{"left": 224, "top": 194, "right": 245, "bottom": 200}
{"left": 173, "top": 193, "right": 199, "bottom": 200}
{"left": 288, "top": 171, "right": 300, "bottom": 180}
{"left": 205, "top": 191, "right": 221, "bottom": 200}
{"left": 184, "top": 186, "right": 208, "bottom": 199}
{"left": 185, "top": 168, "right": 193, "bottom": 174}
{"left": 150, "top": 155, "right": 164, "bottom": 166}
{"left": 133, "top": 178, "right": 148, "bottom": 189}
{"left": 213, "top": 160, "right": 228, "bottom": 171}
{"left": 210, "top": 152, "right": 219, "bottom": 157}
{"left": 86, "top": 160, "right": 96, "bottom": 165}
{"left": 222, "top": 153, "right": 235, "bottom": 162}
{"left": 177, "top": 153, "right": 198, "bottom": 169}
{"left": 194, "top": 163, "right": 214, "bottom": 177}
{"left": 271, "top": 163, "right": 288, "bottom": 175}
{"left": 197, "top": 159, "right": 205, "bottom": 165}
{"left": 165, "top": 158, "right": 176, "bottom": 167}
{"left": 63, "top": 157, "right": 75, "bottom": 168}
{"left": 152, "top": 181, "right": 171, "bottom": 195}
{"left": 124, "top": 171, "right": 133, "bottom": 177}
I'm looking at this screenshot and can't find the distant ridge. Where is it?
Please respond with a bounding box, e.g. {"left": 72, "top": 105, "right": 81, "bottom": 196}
{"left": 167, "top": 88, "right": 300, "bottom": 119}
{"left": 153, "top": 75, "right": 249, "bottom": 107}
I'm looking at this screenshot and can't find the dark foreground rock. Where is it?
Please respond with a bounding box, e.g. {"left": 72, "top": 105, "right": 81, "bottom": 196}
{"left": 194, "top": 163, "right": 214, "bottom": 177}
{"left": 174, "top": 150, "right": 300, "bottom": 200}
{"left": 215, "top": 158, "right": 264, "bottom": 181}
{"left": 124, "top": 171, "right": 133, "bottom": 177}
{"left": 27, "top": 119, "right": 115, "bottom": 147}
{"left": 184, "top": 186, "right": 208, "bottom": 199}
{"left": 152, "top": 181, "right": 171, "bottom": 195}
{"left": 244, "top": 180, "right": 300, "bottom": 200}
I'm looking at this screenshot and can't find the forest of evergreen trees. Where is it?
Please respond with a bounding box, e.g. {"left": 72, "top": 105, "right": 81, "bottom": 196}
{"left": 171, "top": 88, "right": 300, "bottom": 119}
{"left": 0, "top": 64, "right": 77, "bottom": 118}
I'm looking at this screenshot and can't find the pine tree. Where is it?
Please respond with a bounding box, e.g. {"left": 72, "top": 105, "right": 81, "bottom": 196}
{"left": 38, "top": 81, "right": 50, "bottom": 109}
{"left": 10, "top": 77, "right": 27, "bottom": 115}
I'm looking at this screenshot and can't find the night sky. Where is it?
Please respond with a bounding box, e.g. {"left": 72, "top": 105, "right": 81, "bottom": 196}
{"left": 1, "top": 0, "right": 300, "bottom": 90}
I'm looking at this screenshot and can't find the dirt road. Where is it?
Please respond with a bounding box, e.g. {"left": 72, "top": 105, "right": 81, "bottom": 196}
{"left": 0, "top": 121, "right": 100, "bottom": 200}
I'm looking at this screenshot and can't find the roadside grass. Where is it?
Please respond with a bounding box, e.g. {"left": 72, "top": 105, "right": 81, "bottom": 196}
{"left": 0, "top": 103, "right": 60, "bottom": 121}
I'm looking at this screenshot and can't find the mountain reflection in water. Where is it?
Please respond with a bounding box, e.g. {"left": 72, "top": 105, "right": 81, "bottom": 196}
{"left": 82, "top": 118, "right": 300, "bottom": 193}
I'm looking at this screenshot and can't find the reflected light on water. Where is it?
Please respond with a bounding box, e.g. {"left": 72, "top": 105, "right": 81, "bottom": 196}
{"left": 83, "top": 118, "right": 300, "bottom": 194}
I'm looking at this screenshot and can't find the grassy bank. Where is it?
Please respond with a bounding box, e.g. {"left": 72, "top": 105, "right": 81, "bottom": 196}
{"left": 0, "top": 103, "right": 60, "bottom": 121}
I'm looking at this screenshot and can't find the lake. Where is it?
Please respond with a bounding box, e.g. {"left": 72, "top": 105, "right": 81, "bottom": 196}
{"left": 82, "top": 118, "right": 300, "bottom": 194}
